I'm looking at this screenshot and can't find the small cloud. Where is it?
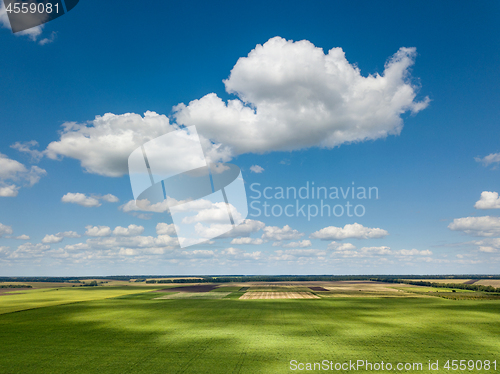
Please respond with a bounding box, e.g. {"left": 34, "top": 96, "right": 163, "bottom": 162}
{"left": 38, "top": 31, "right": 56, "bottom": 45}
{"left": 250, "top": 165, "right": 264, "bottom": 173}
{"left": 120, "top": 199, "right": 169, "bottom": 213}
{"left": 475, "top": 153, "right": 500, "bottom": 168}
{"left": 273, "top": 240, "right": 312, "bottom": 248}
{"left": 11, "top": 140, "right": 44, "bottom": 162}
{"left": 479, "top": 246, "right": 497, "bottom": 253}
{"left": 448, "top": 216, "right": 500, "bottom": 237}
{"left": 41, "top": 231, "right": 80, "bottom": 243}
{"left": 0, "top": 184, "right": 19, "bottom": 197}
{"left": 327, "top": 241, "right": 356, "bottom": 251}
{"left": 61, "top": 192, "right": 119, "bottom": 207}
{"left": 218, "top": 219, "right": 266, "bottom": 238}
{"left": 221, "top": 247, "right": 262, "bottom": 260}
{"left": 62, "top": 193, "right": 100, "bottom": 207}
{"left": 474, "top": 191, "right": 500, "bottom": 209}
{"left": 310, "top": 223, "right": 389, "bottom": 240}
{"left": 230, "top": 237, "right": 264, "bottom": 245}
{"left": 14, "top": 234, "right": 30, "bottom": 240}
{"left": 262, "top": 225, "right": 303, "bottom": 241}
{"left": 100, "top": 194, "right": 119, "bottom": 203}
{"left": 113, "top": 224, "right": 144, "bottom": 236}
{"left": 156, "top": 223, "right": 176, "bottom": 236}
{"left": 0, "top": 153, "right": 47, "bottom": 197}
{"left": 85, "top": 225, "right": 112, "bottom": 237}
{"left": 0, "top": 223, "right": 13, "bottom": 237}
{"left": 395, "top": 248, "right": 433, "bottom": 256}
{"left": 41, "top": 234, "right": 63, "bottom": 244}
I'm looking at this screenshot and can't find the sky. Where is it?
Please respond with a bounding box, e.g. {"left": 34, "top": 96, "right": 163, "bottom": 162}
{"left": 0, "top": 0, "right": 499, "bottom": 276}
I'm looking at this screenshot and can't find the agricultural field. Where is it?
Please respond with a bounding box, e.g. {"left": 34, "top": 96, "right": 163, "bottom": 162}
{"left": 476, "top": 279, "right": 500, "bottom": 288}
{"left": 0, "top": 281, "right": 499, "bottom": 373}
{"left": 402, "top": 279, "right": 473, "bottom": 284}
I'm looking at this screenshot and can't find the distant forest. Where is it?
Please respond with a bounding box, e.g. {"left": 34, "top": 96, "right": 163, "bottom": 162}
{"left": 1, "top": 274, "right": 500, "bottom": 283}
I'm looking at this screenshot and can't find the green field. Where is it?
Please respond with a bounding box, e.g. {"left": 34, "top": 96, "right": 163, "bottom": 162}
{"left": 0, "top": 284, "right": 499, "bottom": 373}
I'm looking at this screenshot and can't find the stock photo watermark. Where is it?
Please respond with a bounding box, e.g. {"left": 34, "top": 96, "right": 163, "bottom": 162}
{"left": 249, "top": 182, "right": 378, "bottom": 221}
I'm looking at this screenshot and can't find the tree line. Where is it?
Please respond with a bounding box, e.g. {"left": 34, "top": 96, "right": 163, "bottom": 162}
{"left": 371, "top": 278, "right": 500, "bottom": 293}
{"left": 0, "top": 284, "right": 32, "bottom": 288}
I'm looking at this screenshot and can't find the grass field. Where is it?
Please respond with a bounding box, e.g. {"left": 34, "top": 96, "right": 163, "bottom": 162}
{"left": 0, "top": 286, "right": 163, "bottom": 314}
{"left": 0, "top": 282, "right": 499, "bottom": 373}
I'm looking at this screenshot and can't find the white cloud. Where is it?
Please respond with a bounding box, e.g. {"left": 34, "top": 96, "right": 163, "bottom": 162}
{"left": 40, "top": 38, "right": 427, "bottom": 178}
{"left": 261, "top": 225, "right": 303, "bottom": 241}
{"left": 0, "top": 154, "right": 25, "bottom": 180}
{"left": 181, "top": 202, "right": 237, "bottom": 224}
{"left": 273, "top": 240, "right": 312, "bottom": 248}
{"left": 101, "top": 194, "right": 119, "bottom": 203}
{"left": 9, "top": 242, "right": 50, "bottom": 258}
{"left": 0, "top": 2, "right": 44, "bottom": 41}
{"left": 38, "top": 31, "right": 56, "bottom": 45}
{"left": 41, "top": 231, "right": 80, "bottom": 243}
{"left": 174, "top": 37, "right": 428, "bottom": 158}
{"left": 475, "top": 153, "right": 500, "bottom": 167}
{"left": 331, "top": 245, "right": 392, "bottom": 258}
{"left": 45, "top": 112, "right": 182, "bottom": 177}
{"left": 86, "top": 235, "right": 178, "bottom": 250}
{"left": 310, "top": 223, "right": 389, "bottom": 240}
{"left": 218, "top": 219, "right": 266, "bottom": 238}
{"left": 479, "top": 246, "right": 497, "bottom": 253}
{"left": 0, "top": 223, "right": 13, "bottom": 237}
{"left": 230, "top": 237, "right": 264, "bottom": 245}
{"left": 85, "top": 225, "right": 112, "bottom": 237}
{"left": 113, "top": 224, "right": 144, "bottom": 236}
{"left": 156, "top": 223, "right": 176, "bottom": 236}
{"left": 271, "top": 249, "right": 326, "bottom": 261}
{"left": 474, "top": 191, "right": 500, "bottom": 209}
{"left": 0, "top": 153, "right": 46, "bottom": 197}
{"left": 359, "top": 246, "right": 393, "bottom": 255}
{"left": 11, "top": 140, "right": 44, "bottom": 161}
{"left": 221, "top": 247, "right": 262, "bottom": 260}
{"left": 41, "top": 234, "right": 64, "bottom": 244}
{"left": 61, "top": 192, "right": 119, "bottom": 207}
{"left": 58, "top": 231, "right": 81, "bottom": 238}
{"left": 327, "top": 241, "right": 357, "bottom": 250}
{"left": 13, "top": 234, "right": 30, "bottom": 240}
{"left": 448, "top": 216, "right": 500, "bottom": 237}
{"left": 194, "top": 223, "right": 234, "bottom": 239}
{"left": 120, "top": 199, "right": 170, "bottom": 213}
{"left": 250, "top": 165, "right": 264, "bottom": 173}
{"left": 469, "top": 238, "right": 500, "bottom": 253}
{"left": 63, "top": 243, "right": 90, "bottom": 251}
{"left": 62, "top": 193, "right": 100, "bottom": 207}
{"left": 0, "top": 184, "right": 19, "bottom": 197}
{"left": 395, "top": 249, "right": 433, "bottom": 256}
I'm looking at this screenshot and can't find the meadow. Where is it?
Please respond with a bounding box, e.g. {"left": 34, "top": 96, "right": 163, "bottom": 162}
{"left": 0, "top": 281, "right": 499, "bottom": 373}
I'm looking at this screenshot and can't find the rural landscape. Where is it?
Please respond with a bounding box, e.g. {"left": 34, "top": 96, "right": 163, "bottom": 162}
{"left": 2, "top": 1, "right": 500, "bottom": 373}
{"left": 1, "top": 275, "right": 499, "bottom": 373}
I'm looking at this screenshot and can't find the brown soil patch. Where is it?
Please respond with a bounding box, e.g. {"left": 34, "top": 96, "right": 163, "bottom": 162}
{"left": 239, "top": 292, "right": 319, "bottom": 300}
{"left": 308, "top": 286, "right": 329, "bottom": 291}
{"left": 154, "top": 284, "right": 219, "bottom": 293}
{"left": 0, "top": 288, "right": 31, "bottom": 296}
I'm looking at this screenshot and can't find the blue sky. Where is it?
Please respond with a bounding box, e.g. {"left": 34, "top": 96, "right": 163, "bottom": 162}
{"left": 1, "top": 0, "right": 499, "bottom": 276}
